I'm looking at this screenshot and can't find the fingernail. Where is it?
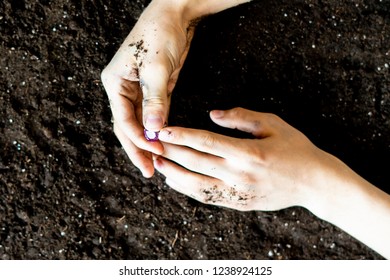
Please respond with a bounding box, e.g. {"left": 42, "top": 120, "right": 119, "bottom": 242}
{"left": 145, "top": 115, "right": 163, "bottom": 130}
{"left": 211, "top": 110, "right": 224, "bottom": 118}
{"left": 158, "top": 129, "right": 172, "bottom": 142}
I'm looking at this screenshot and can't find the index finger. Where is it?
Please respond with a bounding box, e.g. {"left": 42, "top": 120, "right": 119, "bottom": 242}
{"left": 158, "top": 127, "right": 251, "bottom": 159}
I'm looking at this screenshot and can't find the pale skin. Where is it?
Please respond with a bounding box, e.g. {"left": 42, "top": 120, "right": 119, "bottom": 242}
{"left": 101, "top": 0, "right": 252, "bottom": 177}
{"left": 155, "top": 107, "right": 390, "bottom": 259}
{"left": 101, "top": 0, "right": 390, "bottom": 259}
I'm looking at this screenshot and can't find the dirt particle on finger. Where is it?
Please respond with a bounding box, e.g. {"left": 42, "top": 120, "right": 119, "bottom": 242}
{"left": 129, "top": 40, "right": 148, "bottom": 66}
{"left": 202, "top": 185, "right": 255, "bottom": 206}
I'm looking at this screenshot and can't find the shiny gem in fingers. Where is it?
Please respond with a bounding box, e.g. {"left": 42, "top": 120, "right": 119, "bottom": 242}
{"left": 144, "top": 129, "right": 159, "bottom": 141}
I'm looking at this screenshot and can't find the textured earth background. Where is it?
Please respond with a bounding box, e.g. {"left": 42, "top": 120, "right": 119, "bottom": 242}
{"left": 0, "top": 0, "right": 389, "bottom": 259}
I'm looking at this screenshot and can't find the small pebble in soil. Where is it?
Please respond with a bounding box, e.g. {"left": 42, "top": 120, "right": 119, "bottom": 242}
{"left": 144, "top": 129, "right": 159, "bottom": 141}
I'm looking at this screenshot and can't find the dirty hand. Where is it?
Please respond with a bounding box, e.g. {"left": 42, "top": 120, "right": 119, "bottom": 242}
{"left": 154, "top": 107, "right": 328, "bottom": 211}
{"left": 155, "top": 107, "right": 390, "bottom": 259}
{"left": 101, "top": 0, "right": 196, "bottom": 177}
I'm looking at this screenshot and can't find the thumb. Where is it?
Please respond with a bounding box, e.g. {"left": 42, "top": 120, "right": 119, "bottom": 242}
{"left": 140, "top": 63, "right": 170, "bottom": 132}
{"left": 210, "top": 107, "right": 272, "bottom": 138}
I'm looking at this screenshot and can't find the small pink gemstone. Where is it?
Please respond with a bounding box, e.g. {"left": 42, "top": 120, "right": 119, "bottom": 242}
{"left": 144, "top": 129, "right": 159, "bottom": 141}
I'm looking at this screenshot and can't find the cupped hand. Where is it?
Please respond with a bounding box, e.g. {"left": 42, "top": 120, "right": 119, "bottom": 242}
{"left": 154, "top": 107, "right": 331, "bottom": 211}
{"left": 101, "top": 1, "right": 196, "bottom": 177}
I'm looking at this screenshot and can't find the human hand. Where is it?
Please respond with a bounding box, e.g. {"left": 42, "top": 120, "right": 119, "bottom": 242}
{"left": 154, "top": 107, "right": 334, "bottom": 211}
{"left": 155, "top": 107, "right": 390, "bottom": 258}
{"left": 101, "top": 0, "right": 196, "bottom": 177}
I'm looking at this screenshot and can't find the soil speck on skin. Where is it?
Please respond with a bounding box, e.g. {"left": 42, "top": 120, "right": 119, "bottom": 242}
{"left": 0, "top": 0, "right": 388, "bottom": 260}
{"left": 128, "top": 40, "right": 148, "bottom": 68}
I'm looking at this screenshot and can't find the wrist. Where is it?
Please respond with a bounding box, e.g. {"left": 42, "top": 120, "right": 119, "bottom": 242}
{"left": 302, "top": 151, "right": 374, "bottom": 221}
{"left": 152, "top": 0, "right": 252, "bottom": 22}
{"left": 303, "top": 153, "right": 390, "bottom": 258}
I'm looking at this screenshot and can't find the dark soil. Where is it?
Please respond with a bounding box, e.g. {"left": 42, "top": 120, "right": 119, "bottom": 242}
{"left": 1, "top": 0, "right": 389, "bottom": 259}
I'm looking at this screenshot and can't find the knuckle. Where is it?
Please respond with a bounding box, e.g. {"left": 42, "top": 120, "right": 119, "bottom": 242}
{"left": 101, "top": 63, "right": 116, "bottom": 78}
{"left": 230, "top": 107, "right": 245, "bottom": 117}
{"left": 264, "top": 112, "right": 281, "bottom": 124}
{"left": 101, "top": 67, "right": 119, "bottom": 90}
{"left": 266, "top": 112, "right": 277, "bottom": 120}
{"left": 100, "top": 67, "right": 110, "bottom": 83}
{"left": 239, "top": 172, "right": 257, "bottom": 187}
{"left": 200, "top": 133, "right": 218, "bottom": 149}
{"left": 250, "top": 145, "right": 267, "bottom": 163}
{"left": 249, "top": 120, "right": 262, "bottom": 132}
